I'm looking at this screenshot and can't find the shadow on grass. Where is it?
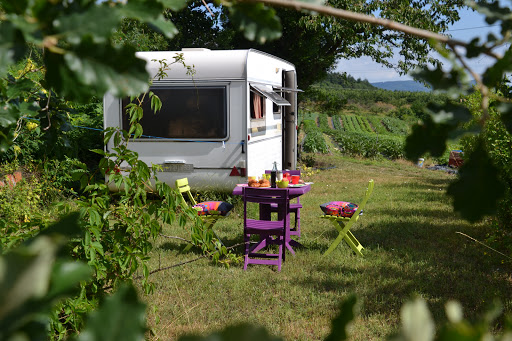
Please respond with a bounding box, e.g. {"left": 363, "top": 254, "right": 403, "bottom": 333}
{"left": 293, "top": 175, "right": 512, "bottom": 325}
{"left": 299, "top": 212, "right": 512, "bottom": 325}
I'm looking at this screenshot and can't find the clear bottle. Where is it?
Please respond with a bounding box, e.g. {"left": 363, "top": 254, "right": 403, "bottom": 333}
{"left": 271, "top": 161, "right": 278, "bottom": 188}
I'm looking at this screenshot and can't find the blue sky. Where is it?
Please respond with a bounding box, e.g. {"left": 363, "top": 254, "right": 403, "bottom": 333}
{"left": 335, "top": 7, "right": 503, "bottom": 83}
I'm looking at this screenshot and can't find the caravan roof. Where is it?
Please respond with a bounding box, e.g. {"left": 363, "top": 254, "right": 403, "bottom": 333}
{"left": 136, "top": 49, "right": 295, "bottom": 83}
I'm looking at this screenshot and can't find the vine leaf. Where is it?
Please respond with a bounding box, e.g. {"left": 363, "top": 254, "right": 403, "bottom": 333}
{"left": 44, "top": 39, "right": 149, "bottom": 102}
{"left": 405, "top": 101, "right": 471, "bottom": 161}
{"left": 0, "top": 214, "right": 90, "bottom": 339}
{"left": 0, "top": 22, "right": 27, "bottom": 77}
{"left": 5, "top": 77, "right": 37, "bottom": 99}
{"left": 0, "top": 0, "right": 29, "bottom": 15}
{"left": 496, "top": 102, "right": 512, "bottom": 134}
{"left": 228, "top": 2, "right": 282, "bottom": 44}
{"left": 483, "top": 48, "right": 512, "bottom": 88}
{"left": 426, "top": 102, "right": 472, "bottom": 126}
{"left": 157, "top": 0, "right": 189, "bottom": 12}
{"left": 75, "top": 284, "right": 146, "bottom": 341}
{"left": 324, "top": 294, "right": 359, "bottom": 341}
{"left": 397, "top": 298, "right": 435, "bottom": 341}
{"left": 121, "top": 0, "right": 179, "bottom": 38}
{"left": 447, "top": 139, "right": 505, "bottom": 222}
{"left": 178, "top": 323, "right": 283, "bottom": 341}
{"left": 404, "top": 116, "right": 451, "bottom": 160}
{"left": 53, "top": 5, "right": 123, "bottom": 44}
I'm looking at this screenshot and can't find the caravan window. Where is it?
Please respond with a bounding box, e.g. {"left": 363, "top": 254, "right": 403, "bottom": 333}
{"left": 250, "top": 91, "right": 265, "bottom": 119}
{"left": 250, "top": 84, "right": 290, "bottom": 120}
{"left": 121, "top": 86, "right": 228, "bottom": 140}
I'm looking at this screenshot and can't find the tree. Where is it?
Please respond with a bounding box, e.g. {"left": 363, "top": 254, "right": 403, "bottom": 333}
{"left": 138, "top": 0, "right": 464, "bottom": 89}
{"left": 164, "top": 0, "right": 235, "bottom": 51}
{"left": 227, "top": 0, "right": 465, "bottom": 89}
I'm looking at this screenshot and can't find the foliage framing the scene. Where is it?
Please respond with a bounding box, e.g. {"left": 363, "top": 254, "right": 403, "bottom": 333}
{"left": 2, "top": 0, "right": 512, "bottom": 339}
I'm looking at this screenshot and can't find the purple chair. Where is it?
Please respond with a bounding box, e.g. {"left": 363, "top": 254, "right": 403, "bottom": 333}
{"left": 243, "top": 187, "right": 290, "bottom": 271}
{"left": 265, "top": 169, "right": 303, "bottom": 238}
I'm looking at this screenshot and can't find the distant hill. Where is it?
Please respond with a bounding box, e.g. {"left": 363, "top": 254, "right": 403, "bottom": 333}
{"left": 371, "top": 80, "right": 431, "bottom": 92}
{"left": 318, "top": 72, "right": 377, "bottom": 90}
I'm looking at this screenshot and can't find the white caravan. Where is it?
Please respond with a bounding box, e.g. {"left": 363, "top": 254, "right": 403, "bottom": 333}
{"left": 103, "top": 48, "right": 299, "bottom": 191}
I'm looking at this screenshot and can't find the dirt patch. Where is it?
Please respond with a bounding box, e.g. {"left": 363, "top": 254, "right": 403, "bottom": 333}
{"left": 374, "top": 101, "right": 396, "bottom": 111}
{"left": 327, "top": 116, "right": 334, "bottom": 129}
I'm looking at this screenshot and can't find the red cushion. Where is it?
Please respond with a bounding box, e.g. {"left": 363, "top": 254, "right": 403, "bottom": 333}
{"left": 193, "top": 201, "right": 233, "bottom": 216}
{"left": 320, "top": 201, "right": 359, "bottom": 217}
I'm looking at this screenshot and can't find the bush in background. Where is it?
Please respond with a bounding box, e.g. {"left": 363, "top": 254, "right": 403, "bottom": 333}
{"left": 332, "top": 131, "right": 404, "bottom": 159}
{"left": 302, "top": 120, "right": 329, "bottom": 153}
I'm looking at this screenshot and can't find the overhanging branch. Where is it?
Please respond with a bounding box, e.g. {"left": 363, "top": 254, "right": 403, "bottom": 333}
{"left": 240, "top": 0, "right": 501, "bottom": 60}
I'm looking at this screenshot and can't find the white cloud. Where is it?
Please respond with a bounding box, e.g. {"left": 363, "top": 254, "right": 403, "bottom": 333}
{"left": 335, "top": 56, "right": 412, "bottom": 83}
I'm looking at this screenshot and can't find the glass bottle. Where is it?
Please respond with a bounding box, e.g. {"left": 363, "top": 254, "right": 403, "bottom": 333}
{"left": 271, "top": 161, "right": 277, "bottom": 188}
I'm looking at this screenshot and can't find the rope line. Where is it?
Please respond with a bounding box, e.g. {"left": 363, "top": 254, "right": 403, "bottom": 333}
{"left": 23, "top": 117, "right": 244, "bottom": 145}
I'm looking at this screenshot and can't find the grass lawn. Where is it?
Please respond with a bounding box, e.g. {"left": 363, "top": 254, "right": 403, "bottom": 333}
{"left": 141, "top": 154, "right": 512, "bottom": 340}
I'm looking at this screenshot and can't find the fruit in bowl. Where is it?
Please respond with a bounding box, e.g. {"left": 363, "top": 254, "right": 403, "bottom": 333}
{"left": 276, "top": 179, "right": 289, "bottom": 188}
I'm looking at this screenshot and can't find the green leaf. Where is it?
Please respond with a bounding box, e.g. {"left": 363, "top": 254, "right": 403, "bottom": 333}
{"left": 150, "top": 92, "right": 162, "bottom": 113}
{"left": 44, "top": 38, "right": 149, "bottom": 103}
{"left": 90, "top": 149, "right": 106, "bottom": 156}
{"left": 324, "top": 294, "right": 359, "bottom": 341}
{"left": 0, "top": 21, "right": 28, "bottom": 77}
{"left": 483, "top": 47, "right": 512, "bottom": 88}
{"left": 412, "top": 65, "right": 459, "bottom": 91}
{"left": 0, "top": 102, "right": 22, "bottom": 128}
{"left": 134, "top": 123, "right": 143, "bottom": 138}
{"left": 91, "top": 242, "right": 105, "bottom": 256}
{"left": 399, "top": 298, "right": 435, "bottom": 341}
{"left": 5, "top": 77, "right": 37, "bottom": 99}
{"left": 53, "top": 4, "right": 123, "bottom": 44}
{"left": 47, "top": 261, "right": 92, "bottom": 298}
{"left": 404, "top": 116, "right": 452, "bottom": 160}
{"left": 120, "top": 0, "right": 178, "bottom": 38}
{"left": 0, "top": 236, "right": 57, "bottom": 321}
{"left": 412, "top": 64, "right": 471, "bottom": 99}
{"left": 0, "top": 0, "right": 29, "bottom": 14}
{"left": 496, "top": 102, "right": 512, "bottom": 135}
{"left": 228, "top": 2, "right": 282, "bottom": 44}
{"left": 157, "top": 0, "right": 189, "bottom": 11}
{"left": 447, "top": 138, "right": 506, "bottom": 222}
{"left": 17, "top": 100, "right": 40, "bottom": 118}
{"left": 178, "top": 323, "right": 283, "bottom": 341}
{"left": 147, "top": 14, "right": 179, "bottom": 39}
{"left": 75, "top": 284, "right": 146, "bottom": 341}
{"left": 425, "top": 102, "right": 472, "bottom": 126}
{"left": 38, "top": 212, "right": 82, "bottom": 239}
{"left": 445, "top": 301, "right": 463, "bottom": 323}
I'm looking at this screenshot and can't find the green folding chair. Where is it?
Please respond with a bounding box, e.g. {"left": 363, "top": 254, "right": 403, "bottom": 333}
{"left": 175, "top": 178, "right": 233, "bottom": 251}
{"left": 320, "top": 179, "right": 374, "bottom": 256}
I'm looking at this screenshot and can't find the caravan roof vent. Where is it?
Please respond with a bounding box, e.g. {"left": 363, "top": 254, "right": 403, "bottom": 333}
{"left": 181, "top": 48, "right": 211, "bottom": 52}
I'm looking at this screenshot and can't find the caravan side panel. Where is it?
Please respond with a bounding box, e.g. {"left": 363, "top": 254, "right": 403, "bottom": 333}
{"left": 245, "top": 51, "right": 296, "bottom": 176}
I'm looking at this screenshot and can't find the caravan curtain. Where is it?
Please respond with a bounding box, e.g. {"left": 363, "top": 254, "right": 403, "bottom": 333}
{"left": 252, "top": 93, "right": 263, "bottom": 119}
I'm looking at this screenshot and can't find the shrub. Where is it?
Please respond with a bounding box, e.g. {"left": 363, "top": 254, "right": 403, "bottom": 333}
{"left": 302, "top": 120, "right": 329, "bottom": 153}
{"left": 317, "top": 114, "right": 331, "bottom": 132}
{"left": 332, "top": 131, "right": 404, "bottom": 159}
{"left": 332, "top": 115, "right": 343, "bottom": 131}
{"left": 461, "top": 115, "right": 512, "bottom": 230}
{"left": 0, "top": 172, "right": 43, "bottom": 223}
{"left": 381, "top": 116, "right": 409, "bottom": 135}
{"left": 341, "top": 115, "right": 356, "bottom": 132}
{"left": 367, "top": 115, "right": 390, "bottom": 135}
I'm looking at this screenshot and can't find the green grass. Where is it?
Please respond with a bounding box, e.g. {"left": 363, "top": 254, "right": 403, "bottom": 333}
{"left": 141, "top": 154, "right": 512, "bottom": 340}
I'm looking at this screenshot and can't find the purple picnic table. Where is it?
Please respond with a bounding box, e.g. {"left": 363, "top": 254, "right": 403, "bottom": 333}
{"left": 233, "top": 183, "right": 311, "bottom": 254}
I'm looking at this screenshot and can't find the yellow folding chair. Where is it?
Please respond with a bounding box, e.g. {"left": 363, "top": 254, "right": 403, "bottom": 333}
{"left": 320, "top": 179, "right": 374, "bottom": 256}
{"left": 175, "top": 178, "right": 233, "bottom": 251}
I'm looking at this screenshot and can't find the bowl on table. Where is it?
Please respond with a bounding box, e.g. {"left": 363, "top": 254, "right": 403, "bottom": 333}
{"left": 276, "top": 179, "right": 289, "bottom": 188}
